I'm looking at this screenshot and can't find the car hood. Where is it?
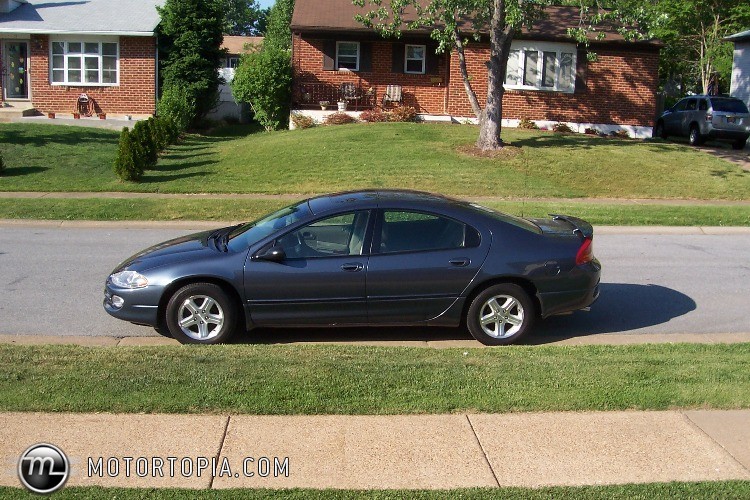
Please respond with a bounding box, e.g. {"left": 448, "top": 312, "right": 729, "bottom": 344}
{"left": 112, "top": 229, "right": 219, "bottom": 273}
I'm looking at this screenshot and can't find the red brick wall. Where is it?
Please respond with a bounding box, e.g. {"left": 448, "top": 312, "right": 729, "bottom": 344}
{"left": 293, "top": 34, "right": 449, "bottom": 114}
{"left": 447, "top": 45, "right": 660, "bottom": 126}
{"left": 29, "top": 35, "right": 157, "bottom": 115}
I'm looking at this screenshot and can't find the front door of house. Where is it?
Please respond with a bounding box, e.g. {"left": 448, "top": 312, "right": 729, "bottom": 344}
{"left": 2, "top": 41, "right": 30, "bottom": 100}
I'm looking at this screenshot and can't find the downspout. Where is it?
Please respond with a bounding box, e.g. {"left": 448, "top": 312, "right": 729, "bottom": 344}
{"left": 154, "top": 34, "right": 159, "bottom": 115}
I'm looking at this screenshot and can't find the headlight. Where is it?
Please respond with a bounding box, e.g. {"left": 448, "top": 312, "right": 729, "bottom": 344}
{"left": 110, "top": 270, "right": 149, "bottom": 289}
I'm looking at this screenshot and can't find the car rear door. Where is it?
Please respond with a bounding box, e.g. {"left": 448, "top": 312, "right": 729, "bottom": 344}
{"left": 366, "top": 209, "right": 490, "bottom": 323}
{"left": 244, "top": 210, "right": 372, "bottom": 326}
{"left": 680, "top": 98, "right": 698, "bottom": 135}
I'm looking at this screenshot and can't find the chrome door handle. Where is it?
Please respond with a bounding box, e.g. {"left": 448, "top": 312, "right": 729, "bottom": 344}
{"left": 449, "top": 258, "right": 470, "bottom": 267}
{"left": 341, "top": 263, "right": 364, "bottom": 272}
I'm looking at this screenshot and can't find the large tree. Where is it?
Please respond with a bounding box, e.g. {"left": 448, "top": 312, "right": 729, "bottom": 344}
{"left": 222, "top": 0, "right": 267, "bottom": 35}
{"left": 264, "top": 0, "right": 296, "bottom": 51}
{"left": 158, "top": 0, "right": 226, "bottom": 121}
{"left": 354, "top": 0, "right": 649, "bottom": 150}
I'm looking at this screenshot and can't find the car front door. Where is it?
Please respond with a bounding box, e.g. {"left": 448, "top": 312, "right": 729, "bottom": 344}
{"left": 663, "top": 98, "right": 687, "bottom": 135}
{"left": 680, "top": 98, "right": 698, "bottom": 135}
{"left": 366, "top": 210, "right": 490, "bottom": 323}
{"left": 244, "top": 210, "right": 372, "bottom": 326}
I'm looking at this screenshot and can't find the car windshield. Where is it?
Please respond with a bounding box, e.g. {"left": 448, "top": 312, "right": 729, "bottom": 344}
{"left": 226, "top": 201, "right": 311, "bottom": 251}
{"left": 467, "top": 203, "right": 541, "bottom": 233}
{"left": 710, "top": 98, "right": 749, "bottom": 113}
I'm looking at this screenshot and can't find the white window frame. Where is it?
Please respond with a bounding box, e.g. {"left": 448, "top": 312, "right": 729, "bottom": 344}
{"left": 49, "top": 36, "right": 120, "bottom": 87}
{"left": 404, "top": 44, "right": 426, "bottom": 74}
{"left": 504, "top": 41, "right": 576, "bottom": 93}
{"left": 335, "top": 41, "right": 360, "bottom": 71}
{"left": 226, "top": 57, "right": 240, "bottom": 69}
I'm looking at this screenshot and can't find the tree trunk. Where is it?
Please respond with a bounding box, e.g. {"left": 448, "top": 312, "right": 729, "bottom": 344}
{"left": 476, "top": 0, "right": 516, "bottom": 150}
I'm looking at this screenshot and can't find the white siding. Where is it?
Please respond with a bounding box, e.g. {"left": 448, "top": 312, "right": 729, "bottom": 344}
{"left": 730, "top": 41, "right": 750, "bottom": 107}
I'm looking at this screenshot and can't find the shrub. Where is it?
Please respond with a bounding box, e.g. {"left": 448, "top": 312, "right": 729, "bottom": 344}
{"left": 584, "top": 127, "right": 598, "bottom": 135}
{"left": 324, "top": 112, "right": 357, "bottom": 125}
{"left": 359, "top": 109, "right": 388, "bottom": 122}
{"left": 291, "top": 113, "right": 316, "bottom": 129}
{"left": 610, "top": 129, "right": 630, "bottom": 139}
{"left": 157, "top": 85, "right": 195, "bottom": 135}
{"left": 552, "top": 122, "right": 574, "bottom": 134}
{"left": 132, "top": 120, "right": 157, "bottom": 169}
{"left": 231, "top": 46, "right": 292, "bottom": 132}
{"left": 114, "top": 128, "right": 143, "bottom": 182}
{"left": 518, "top": 118, "right": 539, "bottom": 130}
{"left": 0, "top": 151, "right": 5, "bottom": 175}
{"left": 388, "top": 105, "right": 417, "bottom": 122}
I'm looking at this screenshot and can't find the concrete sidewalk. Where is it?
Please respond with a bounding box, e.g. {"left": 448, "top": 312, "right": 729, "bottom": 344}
{"left": 0, "top": 410, "right": 748, "bottom": 490}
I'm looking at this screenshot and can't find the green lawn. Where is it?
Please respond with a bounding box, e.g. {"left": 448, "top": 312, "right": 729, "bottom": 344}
{"left": 0, "top": 197, "right": 748, "bottom": 225}
{"left": 1, "top": 122, "right": 748, "bottom": 199}
{"left": 1, "top": 343, "right": 748, "bottom": 414}
{"left": 2, "top": 482, "right": 749, "bottom": 499}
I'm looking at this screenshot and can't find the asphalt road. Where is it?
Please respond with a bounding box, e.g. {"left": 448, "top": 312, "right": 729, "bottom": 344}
{"left": 1, "top": 226, "right": 749, "bottom": 343}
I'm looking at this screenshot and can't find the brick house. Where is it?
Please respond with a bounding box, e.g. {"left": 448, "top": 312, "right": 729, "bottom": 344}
{"left": 0, "top": 0, "right": 162, "bottom": 118}
{"left": 291, "top": 1, "right": 661, "bottom": 137}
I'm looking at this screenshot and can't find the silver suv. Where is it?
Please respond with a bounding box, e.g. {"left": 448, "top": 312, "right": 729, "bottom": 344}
{"left": 655, "top": 95, "right": 750, "bottom": 150}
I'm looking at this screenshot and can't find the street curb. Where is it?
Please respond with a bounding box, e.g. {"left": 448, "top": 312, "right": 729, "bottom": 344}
{"left": 1, "top": 332, "right": 750, "bottom": 348}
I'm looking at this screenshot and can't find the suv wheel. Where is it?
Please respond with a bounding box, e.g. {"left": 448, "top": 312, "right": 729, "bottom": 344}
{"left": 731, "top": 138, "right": 747, "bottom": 151}
{"left": 688, "top": 126, "right": 704, "bottom": 146}
{"left": 654, "top": 121, "right": 667, "bottom": 139}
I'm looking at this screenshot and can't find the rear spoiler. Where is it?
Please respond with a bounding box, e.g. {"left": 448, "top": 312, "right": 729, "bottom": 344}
{"left": 549, "top": 214, "right": 594, "bottom": 239}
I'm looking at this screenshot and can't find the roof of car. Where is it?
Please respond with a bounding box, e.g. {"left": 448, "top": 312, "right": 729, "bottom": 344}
{"left": 306, "top": 190, "right": 464, "bottom": 215}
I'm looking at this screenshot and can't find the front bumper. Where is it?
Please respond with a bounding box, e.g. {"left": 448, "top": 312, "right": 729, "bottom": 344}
{"left": 103, "top": 282, "right": 160, "bottom": 326}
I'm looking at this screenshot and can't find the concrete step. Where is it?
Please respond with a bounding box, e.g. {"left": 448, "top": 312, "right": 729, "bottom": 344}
{"left": 0, "top": 102, "right": 40, "bottom": 122}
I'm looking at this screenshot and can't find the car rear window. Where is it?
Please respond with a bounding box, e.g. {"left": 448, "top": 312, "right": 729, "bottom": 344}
{"left": 710, "top": 98, "right": 749, "bottom": 113}
{"left": 467, "top": 203, "right": 541, "bottom": 233}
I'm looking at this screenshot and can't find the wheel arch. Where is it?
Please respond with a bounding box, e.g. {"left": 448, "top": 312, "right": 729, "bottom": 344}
{"left": 462, "top": 276, "right": 541, "bottom": 325}
{"left": 157, "top": 276, "right": 246, "bottom": 332}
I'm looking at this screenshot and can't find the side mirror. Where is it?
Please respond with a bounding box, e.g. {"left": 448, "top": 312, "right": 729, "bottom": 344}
{"left": 254, "top": 245, "right": 286, "bottom": 263}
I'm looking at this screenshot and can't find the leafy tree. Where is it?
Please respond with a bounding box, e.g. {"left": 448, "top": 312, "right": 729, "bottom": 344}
{"left": 231, "top": 46, "right": 293, "bottom": 131}
{"left": 355, "top": 0, "right": 648, "bottom": 150}
{"left": 0, "top": 150, "right": 5, "bottom": 175}
{"left": 222, "top": 0, "right": 267, "bottom": 35}
{"left": 157, "top": 0, "right": 226, "bottom": 121}
{"left": 157, "top": 86, "right": 196, "bottom": 135}
{"left": 114, "top": 128, "right": 143, "bottom": 182}
{"left": 264, "top": 0, "right": 295, "bottom": 50}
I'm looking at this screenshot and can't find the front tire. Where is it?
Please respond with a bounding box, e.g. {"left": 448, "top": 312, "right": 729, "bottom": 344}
{"left": 654, "top": 121, "right": 667, "bottom": 139}
{"left": 166, "top": 283, "right": 238, "bottom": 344}
{"left": 466, "top": 284, "right": 535, "bottom": 346}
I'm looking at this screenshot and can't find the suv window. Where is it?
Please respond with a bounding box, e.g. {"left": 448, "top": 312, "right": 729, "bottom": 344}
{"left": 378, "top": 211, "right": 480, "bottom": 254}
{"left": 699, "top": 99, "right": 708, "bottom": 111}
{"left": 685, "top": 98, "right": 697, "bottom": 111}
{"left": 275, "top": 211, "right": 369, "bottom": 259}
{"left": 673, "top": 99, "right": 688, "bottom": 112}
{"left": 710, "top": 98, "right": 749, "bottom": 113}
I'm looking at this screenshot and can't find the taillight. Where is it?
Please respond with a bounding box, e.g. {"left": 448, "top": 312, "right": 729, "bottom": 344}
{"left": 576, "top": 237, "right": 593, "bottom": 266}
{"left": 706, "top": 113, "right": 713, "bottom": 122}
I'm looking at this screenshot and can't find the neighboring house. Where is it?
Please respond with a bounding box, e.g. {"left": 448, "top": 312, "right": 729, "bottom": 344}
{"left": 727, "top": 29, "right": 750, "bottom": 107}
{"left": 290, "top": 1, "right": 661, "bottom": 137}
{"left": 0, "top": 0, "right": 162, "bottom": 118}
{"left": 208, "top": 35, "right": 262, "bottom": 121}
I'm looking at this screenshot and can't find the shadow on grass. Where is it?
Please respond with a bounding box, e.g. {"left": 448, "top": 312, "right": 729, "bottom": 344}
{"left": 141, "top": 170, "right": 211, "bottom": 183}
{"left": 230, "top": 283, "right": 695, "bottom": 346}
{"left": 509, "top": 133, "right": 677, "bottom": 152}
{"left": 0, "top": 166, "right": 49, "bottom": 177}
{"left": 0, "top": 125, "right": 119, "bottom": 147}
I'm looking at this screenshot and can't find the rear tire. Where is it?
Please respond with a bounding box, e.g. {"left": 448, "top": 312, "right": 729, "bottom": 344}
{"left": 688, "top": 125, "right": 704, "bottom": 146}
{"left": 731, "top": 138, "right": 747, "bottom": 150}
{"left": 466, "top": 284, "right": 535, "bottom": 346}
{"left": 166, "top": 283, "right": 238, "bottom": 344}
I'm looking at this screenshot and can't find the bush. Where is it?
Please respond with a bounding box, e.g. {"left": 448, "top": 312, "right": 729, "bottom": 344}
{"left": 610, "top": 129, "right": 630, "bottom": 139}
{"left": 132, "top": 120, "right": 157, "bottom": 170}
{"left": 359, "top": 109, "right": 388, "bottom": 122}
{"left": 518, "top": 118, "right": 539, "bottom": 130}
{"left": 552, "top": 122, "right": 574, "bottom": 134}
{"left": 114, "top": 128, "right": 143, "bottom": 182}
{"left": 388, "top": 105, "right": 417, "bottom": 122}
{"left": 324, "top": 112, "right": 357, "bottom": 125}
{"left": 157, "top": 85, "right": 195, "bottom": 135}
{"left": 291, "top": 113, "right": 316, "bottom": 129}
{"left": 0, "top": 151, "right": 4, "bottom": 175}
{"left": 584, "top": 127, "right": 598, "bottom": 135}
{"left": 231, "top": 46, "right": 292, "bottom": 131}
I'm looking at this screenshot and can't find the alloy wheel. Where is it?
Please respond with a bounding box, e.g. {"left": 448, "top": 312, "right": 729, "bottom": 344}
{"left": 177, "top": 295, "right": 225, "bottom": 340}
{"left": 479, "top": 294, "right": 525, "bottom": 339}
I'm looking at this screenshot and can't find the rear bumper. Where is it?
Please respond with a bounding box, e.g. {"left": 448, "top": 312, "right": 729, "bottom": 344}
{"left": 706, "top": 129, "right": 749, "bottom": 142}
{"left": 538, "top": 260, "right": 601, "bottom": 318}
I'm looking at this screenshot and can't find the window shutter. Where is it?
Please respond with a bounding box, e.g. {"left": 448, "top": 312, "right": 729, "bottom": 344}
{"left": 391, "top": 43, "right": 405, "bottom": 73}
{"left": 425, "top": 45, "right": 439, "bottom": 75}
{"left": 575, "top": 48, "right": 588, "bottom": 93}
{"left": 360, "top": 42, "right": 372, "bottom": 72}
{"left": 323, "top": 40, "right": 335, "bottom": 70}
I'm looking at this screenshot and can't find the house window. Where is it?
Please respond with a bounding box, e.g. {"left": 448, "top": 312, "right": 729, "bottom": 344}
{"left": 504, "top": 42, "right": 576, "bottom": 92}
{"left": 404, "top": 44, "right": 426, "bottom": 74}
{"left": 336, "top": 41, "right": 359, "bottom": 71}
{"left": 226, "top": 57, "right": 240, "bottom": 69}
{"left": 51, "top": 40, "right": 119, "bottom": 86}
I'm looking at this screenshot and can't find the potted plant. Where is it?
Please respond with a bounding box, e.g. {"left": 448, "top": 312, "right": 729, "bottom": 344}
{"left": 72, "top": 110, "right": 81, "bottom": 119}
{"left": 98, "top": 112, "right": 107, "bottom": 120}
{"left": 337, "top": 99, "right": 347, "bottom": 111}
{"left": 47, "top": 112, "right": 56, "bottom": 119}
{"left": 319, "top": 101, "right": 330, "bottom": 110}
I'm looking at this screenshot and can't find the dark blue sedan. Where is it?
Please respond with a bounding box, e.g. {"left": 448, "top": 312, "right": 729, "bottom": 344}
{"left": 104, "top": 190, "right": 600, "bottom": 345}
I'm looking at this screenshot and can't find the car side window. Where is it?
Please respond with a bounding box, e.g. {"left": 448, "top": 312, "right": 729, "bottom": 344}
{"left": 673, "top": 99, "right": 688, "bottom": 112}
{"left": 685, "top": 99, "right": 697, "bottom": 111}
{"left": 378, "top": 211, "right": 479, "bottom": 254}
{"left": 699, "top": 99, "right": 708, "bottom": 111}
{"left": 275, "top": 211, "right": 369, "bottom": 259}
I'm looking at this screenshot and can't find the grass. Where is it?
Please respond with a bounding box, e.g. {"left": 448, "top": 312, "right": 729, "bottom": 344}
{"left": 1, "top": 343, "right": 749, "bottom": 414}
{"left": 0, "top": 198, "right": 748, "bottom": 225}
{"left": 2, "top": 482, "right": 750, "bottom": 499}
{"left": 1, "top": 122, "right": 748, "bottom": 200}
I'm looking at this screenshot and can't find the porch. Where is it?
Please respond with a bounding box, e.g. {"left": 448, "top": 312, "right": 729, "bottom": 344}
{"left": 293, "top": 82, "right": 378, "bottom": 111}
